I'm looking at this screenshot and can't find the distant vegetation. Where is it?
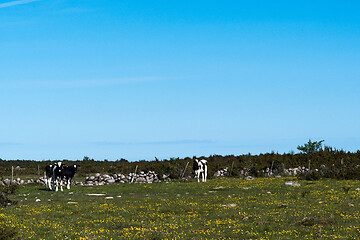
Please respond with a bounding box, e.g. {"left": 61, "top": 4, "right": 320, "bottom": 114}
{"left": 1, "top": 146, "right": 360, "bottom": 180}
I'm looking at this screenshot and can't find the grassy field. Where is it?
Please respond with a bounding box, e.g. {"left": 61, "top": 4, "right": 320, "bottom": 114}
{"left": 2, "top": 177, "right": 360, "bottom": 239}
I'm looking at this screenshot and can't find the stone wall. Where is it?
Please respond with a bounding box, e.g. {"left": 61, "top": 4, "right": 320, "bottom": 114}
{"left": 84, "top": 171, "right": 170, "bottom": 185}
{"left": 213, "top": 167, "right": 229, "bottom": 177}
{"left": 0, "top": 178, "right": 38, "bottom": 186}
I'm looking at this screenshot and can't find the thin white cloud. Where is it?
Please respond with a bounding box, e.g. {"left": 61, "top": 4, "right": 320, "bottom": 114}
{"left": 1, "top": 77, "right": 179, "bottom": 88}
{"left": 0, "top": 0, "right": 39, "bottom": 8}
{"left": 95, "top": 140, "right": 215, "bottom": 146}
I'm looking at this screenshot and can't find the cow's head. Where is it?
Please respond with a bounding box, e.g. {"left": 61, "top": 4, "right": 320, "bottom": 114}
{"left": 193, "top": 159, "right": 201, "bottom": 177}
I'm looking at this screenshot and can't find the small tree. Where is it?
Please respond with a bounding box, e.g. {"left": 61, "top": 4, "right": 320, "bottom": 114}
{"left": 297, "top": 139, "right": 324, "bottom": 154}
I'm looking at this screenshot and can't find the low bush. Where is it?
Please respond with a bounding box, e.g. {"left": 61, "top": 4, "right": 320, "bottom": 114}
{"left": 298, "top": 170, "right": 321, "bottom": 181}
{"left": 0, "top": 185, "right": 18, "bottom": 207}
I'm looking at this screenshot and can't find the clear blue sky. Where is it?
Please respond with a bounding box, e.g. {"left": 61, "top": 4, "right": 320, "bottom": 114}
{"left": 1, "top": 0, "right": 359, "bottom": 161}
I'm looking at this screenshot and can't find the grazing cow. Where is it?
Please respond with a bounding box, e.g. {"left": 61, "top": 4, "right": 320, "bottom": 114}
{"left": 193, "top": 159, "right": 208, "bottom": 182}
{"left": 45, "top": 164, "right": 54, "bottom": 190}
{"left": 61, "top": 165, "right": 78, "bottom": 190}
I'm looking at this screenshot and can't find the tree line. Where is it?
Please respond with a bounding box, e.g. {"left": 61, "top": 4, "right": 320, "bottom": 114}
{"left": 1, "top": 147, "right": 360, "bottom": 180}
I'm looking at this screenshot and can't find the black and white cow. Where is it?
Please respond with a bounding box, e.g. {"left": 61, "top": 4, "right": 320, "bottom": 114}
{"left": 61, "top": 165, "right": 78, "bottom": 190}
{"left": 45, "top": 164, "right": 54, "bottom": 190}
{"left": 45, "top": 162, "right": 63, "bottom": 190}
{"left": 46, "top": 162, "right": 78, "bottom": 191}
{"left": 52, "top": 162, "right": 64, "bottom": 191}
{"left": 193, "top": 158, "right": 208, "bottom": 182}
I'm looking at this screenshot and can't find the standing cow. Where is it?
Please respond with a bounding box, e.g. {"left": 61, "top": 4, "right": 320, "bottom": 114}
{"left": 53, "top": 164, "right": 78, "bottom": 192}
{"left": 52, "top": 162, "right": 64, "bottom": 192}
{"left": 45, "top": 164, "right": 54, "bottom": 190}
{"left": 62, "top": 165, "right": 78, "bottom": 190}
{"left": 46, "top": 162, "right": 78, "bottom": 191}
{"left": 193, "top": 158, "right": 208, "bottom": 182}
{"left": 45, "top": 162, "right": 63, "bottom": 190}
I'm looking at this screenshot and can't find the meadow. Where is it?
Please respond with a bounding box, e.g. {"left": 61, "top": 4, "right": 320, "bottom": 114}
{"left": 2, "top": 177, "right": 360, "bottom": 239}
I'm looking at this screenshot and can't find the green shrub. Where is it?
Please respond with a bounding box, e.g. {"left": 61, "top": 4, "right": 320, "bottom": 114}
{"left": 0, "top": 185, "right": 18, "bottom": 195}
{"left": 0, "top": 185, "right": 18, "bottom": 207}
{"left": 298, "top": 170, "right": 321, "bottom": 181}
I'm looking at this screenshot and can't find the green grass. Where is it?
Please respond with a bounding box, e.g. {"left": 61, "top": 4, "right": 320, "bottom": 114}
{"left": 2, "top": 177, "right": 360, "bottom": 239}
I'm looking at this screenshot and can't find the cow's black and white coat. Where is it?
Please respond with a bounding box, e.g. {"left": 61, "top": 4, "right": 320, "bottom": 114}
{"left": 193, "top": 159, "right": 208, "bottom": 182}
{"left": 61, "top": 165, "right": 78, "bottom": 190}
{"left": 52, "top": 162, "right": 64, "bottom": 191}
{"left": 45, "top": 162, "right": 63, "bottom": 190}
{"left": 45, "top": 164, "right": 54, "bottom": 190}
{"left": 45, "top": 162, "right": 78, "bottom": 191}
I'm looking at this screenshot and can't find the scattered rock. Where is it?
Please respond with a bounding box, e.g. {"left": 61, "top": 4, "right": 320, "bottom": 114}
{"left": 300, "top": 217, "right": 315, "bottom": 226}
{"left": 221, "top": 203, "right": 237, "bottom": 208}
{"left": 285, "top": 181, "right": 301, "bottom": 187}
{"left": 86, "top": 194, "right": 106, "bottom": 196}
{"left": 3, "top": 179, "right": 11, "bottom": 186}
{"left": 245, "top": 176, "right": 254, "bottom": 180}
{"left": 242, "top": 215, "right": 252, "bottom": 220}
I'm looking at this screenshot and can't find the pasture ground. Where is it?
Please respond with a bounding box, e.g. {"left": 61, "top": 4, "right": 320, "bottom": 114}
{"left": 1, "top": 177, "right": 360, "bottom": 239}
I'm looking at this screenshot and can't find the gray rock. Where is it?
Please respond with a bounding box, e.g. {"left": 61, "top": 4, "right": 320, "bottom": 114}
{"left": 136, "top": 177, "right": 146, "bottom": 183}
{"left": 285, "top": 181, "right": 301, "bottom": 187}
{"left": 245, "top": 176, "right": 254, "bottom": 180}
{"left": 3, "top": 179, "right": 11, "bottom": 185}
{"left": 106, "top": 179, "right": 116, "bottom": 184}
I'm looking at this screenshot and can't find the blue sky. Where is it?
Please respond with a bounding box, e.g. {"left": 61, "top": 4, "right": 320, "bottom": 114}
{"left": 1, "top": 0, "right": 359, "bottom": 161}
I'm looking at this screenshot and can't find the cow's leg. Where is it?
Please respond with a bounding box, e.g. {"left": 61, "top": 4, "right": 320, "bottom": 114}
{"left": 51, "top": 177, "right": 55, "bottom": 191}
{"left": 50, "top": 178, "right": 54, "bottom": 190}
{"left": 60, "top": 179, "right": 64, "bottom": 192}
{"left": 197, "top": 171, "right": 200, "bottom": 182}
{"left": 67, "top": 179, "right": 71, "bottom": 189}
{"left": 46, "top": 178, "right": 50, "bottom": 190}
{"left": 204, "top": 166, "right": 207, "bottom": 182}
{"left": 55, "top": 179, "right": 59, "bottom": 192}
